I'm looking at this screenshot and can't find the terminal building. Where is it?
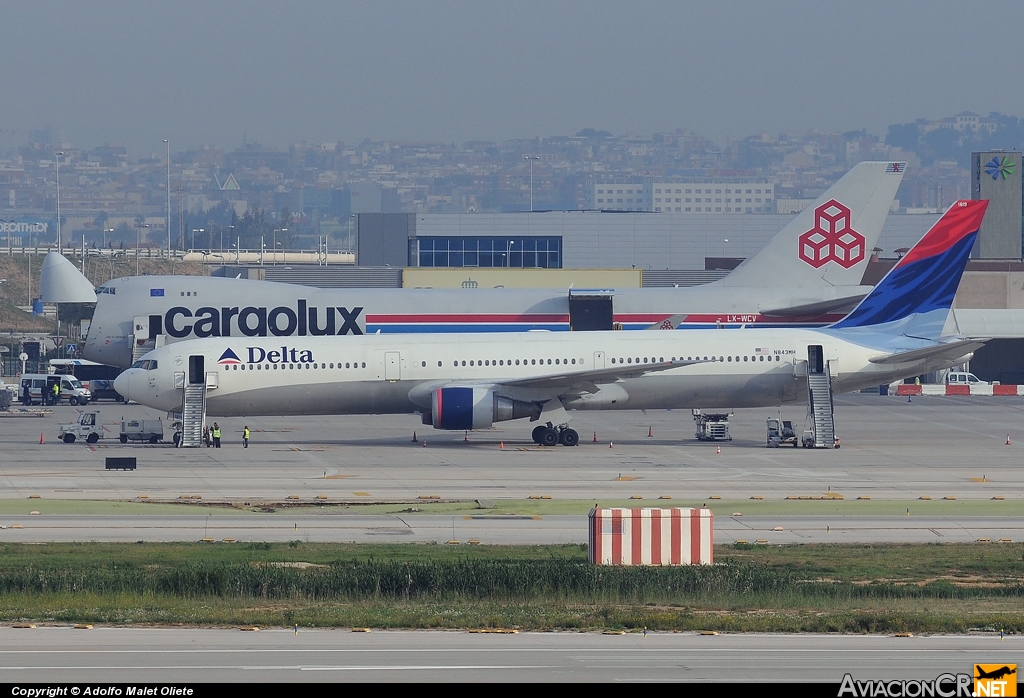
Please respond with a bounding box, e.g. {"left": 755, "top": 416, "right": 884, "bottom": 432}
{"left": 354, "top": 210, "right": 938, "bottom": 273}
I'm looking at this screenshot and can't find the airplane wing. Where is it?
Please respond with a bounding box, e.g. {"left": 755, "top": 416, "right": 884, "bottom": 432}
{"left": 499, "top": 358, "right": 703, "bottom": 389}
{"left": 867, "top": 340, "right": 987, "bottom": 365}
{"left": 760, "top": 294, "right": 867, "bottom": 318}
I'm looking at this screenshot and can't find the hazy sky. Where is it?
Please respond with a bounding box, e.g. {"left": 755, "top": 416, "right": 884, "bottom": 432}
{"left": 3, "top": 1, "right": 1023, "bottom": 156}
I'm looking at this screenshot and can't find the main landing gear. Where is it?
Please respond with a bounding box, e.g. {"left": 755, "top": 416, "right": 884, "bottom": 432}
{"left": 531, "top": 424, "right": 579, "bottom": 447}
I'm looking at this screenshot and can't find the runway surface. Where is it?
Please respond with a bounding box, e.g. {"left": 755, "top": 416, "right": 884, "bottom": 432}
{"left": 1, "top": 394, "right": 1022, "bottom": 543}
{"left": 1, "top": 513, "right": 1022, "bottom": 544}
{"left": 0, "top": 627, "right": 1016, "bottom": 683}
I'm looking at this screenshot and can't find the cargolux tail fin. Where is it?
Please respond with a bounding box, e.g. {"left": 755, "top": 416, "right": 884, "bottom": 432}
{"left": 829, "top": 199, "right": 988, "bottom": 340}
{"left": 717, "top": 161, "right": 905, "bottom": 289}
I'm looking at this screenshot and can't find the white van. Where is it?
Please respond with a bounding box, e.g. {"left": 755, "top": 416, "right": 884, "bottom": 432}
{"left": 946, "top": 371, "right": 988, "bottom": 386}
{"left": 18, "top": 374, "right": 92, "bottom": 406}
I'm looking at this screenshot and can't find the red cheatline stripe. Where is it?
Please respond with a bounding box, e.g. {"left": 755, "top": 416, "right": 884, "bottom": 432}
{"left": 365, "top": 314, "right": 568, "bottom": 323}
{"left": 675, "top": 313, "right": 846, "bottom": 323}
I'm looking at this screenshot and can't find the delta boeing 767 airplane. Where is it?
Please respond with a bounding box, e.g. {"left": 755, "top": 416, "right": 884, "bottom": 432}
{"left": 115, "top": 200, "right": 988, "bottom": 446}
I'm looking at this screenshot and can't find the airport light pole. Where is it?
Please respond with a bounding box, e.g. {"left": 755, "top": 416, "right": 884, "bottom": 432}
{"left": 191, "top": 228, "right": 204, "bottom": 251}
{"left": 273, "top": 228, "right": 287, "bottom": 264}
{"left": 55, "top": 151, "right": 64, "bottom": 249}
{"left": 164, "top": 139, "right": 171, "bottom": 257}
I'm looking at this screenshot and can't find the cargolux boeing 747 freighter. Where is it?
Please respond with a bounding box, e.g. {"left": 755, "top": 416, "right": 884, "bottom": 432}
{"left": 72, "top": 161, "right": 905, "bottom": 368}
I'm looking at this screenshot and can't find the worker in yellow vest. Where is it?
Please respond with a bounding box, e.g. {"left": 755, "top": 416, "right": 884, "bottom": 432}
{"left": 243, "top": 425, "right": 250, "bottom": 448}
{"left": 212, "top": 423, "right": 221, "bottom": 448}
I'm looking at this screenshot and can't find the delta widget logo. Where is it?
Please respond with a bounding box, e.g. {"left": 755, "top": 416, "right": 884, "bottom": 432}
{"left": 217, "top": 348, "right": 242, "bottom": 365}
{"left": 985, "top": 156, "right": 1016, "bottom": 181}
{"left": 798, "top": 199, "right": 866, "bottom": 269}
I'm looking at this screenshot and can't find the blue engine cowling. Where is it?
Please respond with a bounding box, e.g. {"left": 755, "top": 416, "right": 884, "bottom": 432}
{"left": 431, "top": 387, "right": 538, "bottom": 430}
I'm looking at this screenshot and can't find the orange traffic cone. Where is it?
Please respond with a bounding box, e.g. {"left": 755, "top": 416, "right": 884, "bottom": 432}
{"left": 499, "top": 441, "right": 504, "bottom": 450}
{"left": 39, "top": 432, "right": 45, "bottom": 445}
{"left": 609, "top": 441, "right": 614, "bottom": 449}
{"left": 716, "top": 445, "right": 721, "bottom": 455}
{"left": 464, "top": 431, "right": 469, "bottom": 442}
{"left": 1007, "top": 434, "right": 1012, "bottom": 445}
{"left": 593, "top": 431, "right": 598, "bottom": 443}
{"left": 647, "top": 426, "right": 653, "bottom": 437}
{"left": 412, "top": 431, "right": 417, "bottom": 442}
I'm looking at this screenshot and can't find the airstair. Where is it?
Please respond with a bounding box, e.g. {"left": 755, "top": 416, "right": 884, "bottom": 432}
{"left": 179, "top": 383, "right": 207, "bottom": 447}
{"left": 177, "top": 354, "right": 210, "bottom": 448}
{"left": 805, "top": 345, "right": 835, "bottom": 448}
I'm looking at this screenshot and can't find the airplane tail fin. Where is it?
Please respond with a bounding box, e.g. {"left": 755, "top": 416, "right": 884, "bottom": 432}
{"left": 40, "top": 252, "right": 97, "bottom": 303}
{"left": 829, "top": 200, "right": 988, "bottom": 340}
{"left": 718, "top": 161, "right": 905, "bottom": 289}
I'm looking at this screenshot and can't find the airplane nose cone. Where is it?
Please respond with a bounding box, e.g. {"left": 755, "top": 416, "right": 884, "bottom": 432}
{"left": 113, "top": 371, "right": 133, "bottom": 401}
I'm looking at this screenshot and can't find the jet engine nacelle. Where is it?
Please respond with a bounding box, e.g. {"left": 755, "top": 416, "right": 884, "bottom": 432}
{"left": 431, "top": 387, "right": 539, "bottom": 430}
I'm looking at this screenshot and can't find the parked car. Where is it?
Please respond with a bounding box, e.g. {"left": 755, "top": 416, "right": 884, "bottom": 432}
{"left": 19, "top": 374, "right": 92, "bottom": 406}
{"left": 946, "top": 371, "right": 989, "bottom": 386}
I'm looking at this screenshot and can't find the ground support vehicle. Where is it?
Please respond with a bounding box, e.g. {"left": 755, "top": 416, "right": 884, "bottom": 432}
{"left": 119, "top": 418, "right": 164, "bottom": 444}
{"left": 693, "top": 409, "right": 732, "bottom": 441}
{"left": 766, "top": 416, "right": 798, "bottom": 447}
{"left": 58, "top": 411, "right": 103, "bottom": 443}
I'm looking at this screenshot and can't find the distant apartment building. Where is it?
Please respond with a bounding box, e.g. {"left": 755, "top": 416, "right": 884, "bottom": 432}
{"left": 588, "top": 180, "right": 649, "bottom": 212}
{"left": 587, "top": 178, "right": 774, "bottom": 213}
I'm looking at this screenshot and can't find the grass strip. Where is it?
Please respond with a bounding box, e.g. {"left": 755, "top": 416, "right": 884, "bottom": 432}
{"left": 0, "top": 542, "right": 1020, "bottom": 632}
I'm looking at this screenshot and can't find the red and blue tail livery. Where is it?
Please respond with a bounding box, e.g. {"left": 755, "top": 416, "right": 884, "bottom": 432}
{"left": 831, "top": 200, "right": 988, "bottom": 337}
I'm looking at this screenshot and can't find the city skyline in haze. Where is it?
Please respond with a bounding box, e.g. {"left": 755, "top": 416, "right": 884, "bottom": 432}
{"left": 2, "top": 1, "right": 1024, "bottom": 156}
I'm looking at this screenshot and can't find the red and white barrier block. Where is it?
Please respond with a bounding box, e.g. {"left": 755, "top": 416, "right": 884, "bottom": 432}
{"left": 588, "top": 507, "right": 713, "bottom": 566}
{"left": 895, "top": 384, "right": 1020, "bottom": 397}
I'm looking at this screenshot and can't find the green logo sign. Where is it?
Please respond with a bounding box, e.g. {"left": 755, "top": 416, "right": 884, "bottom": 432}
{"left": 985, "top": 155, "right": 1016, "bottom": 180}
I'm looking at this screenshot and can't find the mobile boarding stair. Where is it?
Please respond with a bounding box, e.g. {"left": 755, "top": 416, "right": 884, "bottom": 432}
{"left": 175, "top": 355, "right": 217, "bottom": 448}
{"left": 802, "top": 345, "right": 836, "bottom": 448}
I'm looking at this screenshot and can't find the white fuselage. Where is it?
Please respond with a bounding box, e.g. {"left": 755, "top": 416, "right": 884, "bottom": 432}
{"left": 115, "top": 328, "right": 958, "bottom": 424}
{"left": 84, "top": 276, "right": 869, "bottom": 369}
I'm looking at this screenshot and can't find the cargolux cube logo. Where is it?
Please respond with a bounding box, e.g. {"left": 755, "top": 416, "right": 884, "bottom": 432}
{"left": 217, "top": 348, "right": 242, "bottom": 365}
{"left": 798, "top": 200, "right": 866, "bottom": 269}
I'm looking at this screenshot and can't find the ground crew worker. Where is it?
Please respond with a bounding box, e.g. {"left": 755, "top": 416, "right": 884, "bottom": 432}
{"left": 203, "top": 425, "right": 211, "bottom": 447}
{"left": 212, "top": 423, "right": 221, "bottom": 448}
{"left": 52, "top": 381, "right": 60, "bottom": 406}
{"left": 243, "top": 425, "right": 250, "bottom": 448}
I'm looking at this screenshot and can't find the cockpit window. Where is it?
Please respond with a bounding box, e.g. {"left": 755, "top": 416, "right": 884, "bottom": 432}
{"left": 96, "top": 285, "right": 115, "bottom": 295}
{"left": 130, "top": 359, "right": 158, "bottom": 370}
